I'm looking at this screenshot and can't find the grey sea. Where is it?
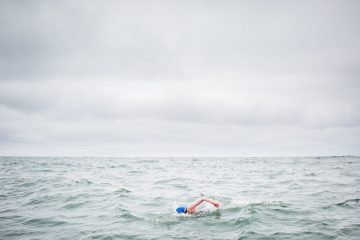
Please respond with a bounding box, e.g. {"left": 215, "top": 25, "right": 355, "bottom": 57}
{"left": 0, "top": 156, "right": 359, "bottom": 240}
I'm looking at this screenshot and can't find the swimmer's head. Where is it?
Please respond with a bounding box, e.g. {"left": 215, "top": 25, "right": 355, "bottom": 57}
{"left": 176, "top": 207, "right": 186, "bottom": 213}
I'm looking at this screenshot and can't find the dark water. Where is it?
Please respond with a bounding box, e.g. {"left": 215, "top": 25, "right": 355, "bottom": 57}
{"left": 0, "top": 156, "right": 359, "bottom": 240}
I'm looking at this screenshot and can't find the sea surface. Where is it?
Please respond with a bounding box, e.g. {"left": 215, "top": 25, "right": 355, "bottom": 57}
{"left": 0, "top": 156, "right": 359, "bottom": 240}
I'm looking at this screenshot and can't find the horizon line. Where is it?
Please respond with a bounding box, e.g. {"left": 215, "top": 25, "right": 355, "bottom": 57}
{"left": 0, "top": 155, "right": 359, "bottom": 158}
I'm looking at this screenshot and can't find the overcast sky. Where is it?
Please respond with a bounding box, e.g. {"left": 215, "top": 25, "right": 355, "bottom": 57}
{"left": 0, "top": 0, "right": 359, "bottom": 156}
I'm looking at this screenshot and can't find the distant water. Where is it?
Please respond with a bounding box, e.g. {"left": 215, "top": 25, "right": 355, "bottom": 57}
{"left": 1, "top": 156, "right": 360, "bottom": 240}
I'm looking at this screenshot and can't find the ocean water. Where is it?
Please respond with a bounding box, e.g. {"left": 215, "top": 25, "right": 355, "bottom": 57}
{"left": 0, "top": 156, "right": 359, "bottom": 240}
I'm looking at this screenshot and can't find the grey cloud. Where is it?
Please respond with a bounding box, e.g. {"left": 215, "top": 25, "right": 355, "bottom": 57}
{"left": 0, "top": 77, "right": 358, "bottom": 128}
{"left": 1, "top": 1, "right": 360, "bottom": 80}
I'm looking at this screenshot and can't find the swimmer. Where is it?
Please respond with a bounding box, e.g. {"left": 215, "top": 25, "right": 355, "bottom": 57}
{"left": 176, "top": 197, "right": 220, "bottom": 214}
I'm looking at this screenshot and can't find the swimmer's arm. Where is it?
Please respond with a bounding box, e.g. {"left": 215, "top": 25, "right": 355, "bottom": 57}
{"left": 202, "top": 197, "right": 220, "bottom": 207}
{"left": 187, "top": 197, "right": 220, "bottom": 211}
{"left": 187, "top": 198, "right": 204, "bottom": 211}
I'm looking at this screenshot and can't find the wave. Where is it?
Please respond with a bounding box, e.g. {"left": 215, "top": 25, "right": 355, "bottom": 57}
{"left": 82, "top": 233, "right": 143, "bottom": 240}
{"left": 23, "top": 218, "right": 67, "bottom": 227}
{"left": 335, "top": 198, "right": 360, "bottom": 208}
{"left": 63, "top": 200, "right": 91, "bottom": 209}
{"left": 114, "top": 188, "right": 131, "bottom": 195}
{"left": 117, "top": 212, "right": 144, "bottom": 222}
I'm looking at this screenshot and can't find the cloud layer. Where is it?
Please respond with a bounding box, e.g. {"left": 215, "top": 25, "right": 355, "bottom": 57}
{"left": 0, "top": 0, "right": 359, "bottom": 156}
